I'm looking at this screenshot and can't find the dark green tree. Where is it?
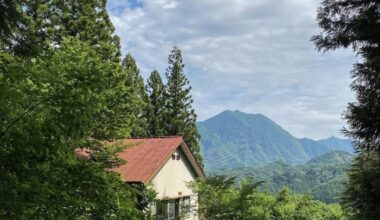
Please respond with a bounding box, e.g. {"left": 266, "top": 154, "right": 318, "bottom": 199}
{"left": 0, "top": 38, "right": 141, "bottom": 218}
{"left": 0, "top": 0, "right": 23, "bottom": 39}
{"left": 312, "top": 0, "right": 380, "bottom": 218}
{"left": 341, "top": 151, "right": 380, "bottom": 218}
{"left": 164, "top": 46, "right": 202, "bottom": 163}
{"left": 5, "top": 0, "right": 121, "bottom": 61}
{"left": 145, "top": 70, "right": 166, "bottom": 136}
{"left": 0, "top": 1, "right": 143, "bottom": 218}
{"left": 122, "top": 53, "right": 150, "bottom": 137}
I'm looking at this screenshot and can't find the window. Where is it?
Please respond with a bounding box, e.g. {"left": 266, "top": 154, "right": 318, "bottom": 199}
{"left": 181, "top": 196, "right": 191, "bottom": 217}
{"left": 176, "top": 155, "right": 180, "bottom": 160}
{"left": 156, "top": 199, "right": 179, "bottom": 220}
{"left": 167, "top": 200, "right": 176, "bottom": 219}
{"left": 171, "top": 154, "right": 176, "bottom": 160}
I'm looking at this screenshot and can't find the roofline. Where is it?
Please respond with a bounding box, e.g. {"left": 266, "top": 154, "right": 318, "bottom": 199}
{"left": 143, "top": 144, "right": 178, "bottom": 184}
{"left": 127, "top": 136, "right": 181, "bottom": 139}
{"left": 179, "top": 142, "right": 206, "bottom": 178}
{"left": 144, "top": 138, "right": 206, "bottom": 184}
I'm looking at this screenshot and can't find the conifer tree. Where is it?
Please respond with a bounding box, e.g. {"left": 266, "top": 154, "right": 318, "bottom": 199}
{"left": 164, "top": 46, "right": 202, "bottom": 163}
{"left": 5, "top": 0, "right": 121, "bottom": 61}
{"left": 122, "top": 53, "right": 150, "bottom": 137}
{"left": 146, "top": 70, "right": 166, "bottom": 136}
{"left": 312, "top": 0, "right": 380, "bottom": 218}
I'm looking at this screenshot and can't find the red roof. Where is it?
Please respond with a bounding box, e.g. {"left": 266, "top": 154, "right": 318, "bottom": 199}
{"left": 110, "top": 136, "right": 205, "bottom": 183}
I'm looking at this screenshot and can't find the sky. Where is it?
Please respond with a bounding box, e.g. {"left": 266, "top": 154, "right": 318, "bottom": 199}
{"left": 107, "top": 0, "right": 357, "bottom": 140}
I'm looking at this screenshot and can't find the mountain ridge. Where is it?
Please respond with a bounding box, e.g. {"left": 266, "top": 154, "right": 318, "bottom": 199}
{"left": 198, "top": 110, "right": 353, "bottom": 173}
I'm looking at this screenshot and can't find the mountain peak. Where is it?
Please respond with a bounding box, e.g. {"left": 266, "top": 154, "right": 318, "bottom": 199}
{"left": 198, "top": 110, "right": 354, "bottom": 172}
{"left": 216, "top": 109, "right": 267, "bottom": 119}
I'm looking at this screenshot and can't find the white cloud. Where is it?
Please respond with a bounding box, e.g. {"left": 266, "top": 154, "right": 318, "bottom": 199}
{"left": 108, "top": 0, "right": 356, "bottom": 139}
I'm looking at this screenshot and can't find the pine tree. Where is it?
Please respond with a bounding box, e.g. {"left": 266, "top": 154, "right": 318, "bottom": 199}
{"left": 122, "top": 53, "right": 150, "bottom": 137}
{"left": 146, "top": 70, "right": 166, "bottom": 136}
{"left": 312, "top": 0, "right": 380, "bottom": 218}
{"left": 5, "top": 0, "right": 121, "bottom": 61}
{"left": 165, "top": 46, "right": 202, "bottom": 163}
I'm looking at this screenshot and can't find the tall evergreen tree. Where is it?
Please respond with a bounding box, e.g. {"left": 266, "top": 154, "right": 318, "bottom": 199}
{"left": 5, "top": 0, "right": 121, "bottom": 61}
{"left": 164, "top": 46, "right": 202, "bottom": 163}
{"left": 146, "top": 70, "right": 166, "bottom": 136}
{"left": 312, "top": 0, "right": 380, "bottom": 218}
{"left": 122, "top": 53, "right": 150, "bottom": 137}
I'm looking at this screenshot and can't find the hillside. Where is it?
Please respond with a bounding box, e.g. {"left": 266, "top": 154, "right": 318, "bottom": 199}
{"left": 198, "top": 110, "right": 353, "bottom": 173}
{"left": 307, "top": 150, "right": 353, "bottom": 165}
{"left": 317, "top": 136, "right": 354, "bottom": 152}
{"left": 211, "top": 150, "right": 353, "bottom": 203}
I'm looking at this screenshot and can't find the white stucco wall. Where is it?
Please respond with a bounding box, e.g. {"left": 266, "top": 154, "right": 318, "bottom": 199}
{"left": 151, "top": 147, "right": 199, "bottom": 220}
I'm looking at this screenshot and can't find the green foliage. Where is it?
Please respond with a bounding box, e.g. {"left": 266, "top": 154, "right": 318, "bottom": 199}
{"left": 122, "top": 53, "right": 151, "bottom": 137}
{"left": 312, "top": 0, "right": 380, "bottom": 217}
{"left": 164, "top": 46, "right": 201, "bottom": 163}
{"left": 130, "top": 183, "right": 158, "bottom": 219}
{"left": 211, "top": 151, "right": 352, "bottom": 204}
{"left": 312, "top": 0, "right": 380, "bottom": 153}
{"left": 145, "top": 70, "right": 166, "bottom": 136}
{"left": 0, "top": 38, "right": 141, "bottom": 219}
{"left": 0, "top": 0, "right": 23, "bottom": 39}
{"left": 5, "top": 0, "right": 121, "bottom": 61}
{"left": 341, "top": 151, "right": 380, "bottom": 219}
{"left": 189, "top": 176, "right": 345, "bottom": 220}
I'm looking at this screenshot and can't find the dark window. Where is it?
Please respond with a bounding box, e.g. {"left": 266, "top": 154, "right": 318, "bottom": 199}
{"left": 156, "top": 199, "right": 180, "bottom": 220}
{"left": 171, "top": 154, "right": 175, "bottom": 160}
{"left": 181, "top": 196, "right": 190, "bottom": 217}
{"left": 176, "top": 155, "right": 180, "bottom": 160}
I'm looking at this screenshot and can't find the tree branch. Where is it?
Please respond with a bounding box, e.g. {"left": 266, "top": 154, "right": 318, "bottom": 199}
{"left": 0, "top": 98, "right": 48, "bottom": 139}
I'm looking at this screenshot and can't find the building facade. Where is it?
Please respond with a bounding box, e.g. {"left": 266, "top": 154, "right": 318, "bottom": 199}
{"left": 112, "top": 137, "right": 205, "bottom": 220}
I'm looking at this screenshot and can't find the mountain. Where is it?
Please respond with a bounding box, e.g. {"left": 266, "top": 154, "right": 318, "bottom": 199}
{"left": 307, "top": 150, "right": 353, "bottom": 165}
{"left": 211, "top": 150, "right": 353, "bottom": 203}
{"left": 197, "top": 110, "right": 353, "bottom": 173}
{"left": 317, "top": 136, "right": 353, "bottom": 152}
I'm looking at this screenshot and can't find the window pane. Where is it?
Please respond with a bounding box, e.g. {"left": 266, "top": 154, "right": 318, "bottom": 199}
{"left": 181, "top": 196, "right": 191, "bottom": 217}
{"left": 168, "top": 200, "right": 175, "bottom": 218}
{"left": 183, "top": 196, "right": 190, "bottom": 206}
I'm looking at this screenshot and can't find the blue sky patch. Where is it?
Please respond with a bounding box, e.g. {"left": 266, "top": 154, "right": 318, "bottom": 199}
{"left": 107, "top": 0, "right": 143, "bottom": 16}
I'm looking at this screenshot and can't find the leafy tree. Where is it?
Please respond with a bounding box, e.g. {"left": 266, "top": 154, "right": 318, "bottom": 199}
{"left": 164, "top": 46, "right": 201, "bottom": 163}
{"left": 122, "top": 53, "right": 150, "bottom": 137}
{"left": 189, "top": 176, "right": 345, "bottom": 220}
{"left": 0, "top": 38, "right": 140, "bottom": 219}
{"left": 312, "top": 0, "right": 380, "bottom": 218}
{"left": 5, "top": 0, "right": 121, "bottom": 61}
{"left": 145, "top": 70, "right": 166, "bottom": 136}
{"left": 188, "top": 176, "right": 239, "bottom": 219}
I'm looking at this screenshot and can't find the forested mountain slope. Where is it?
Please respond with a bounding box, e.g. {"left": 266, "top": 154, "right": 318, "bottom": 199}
{"left": 198, "top": 110, "right": 353, "bottom": 173}
{"left": 211, "top": 150, "right": 353, "bottom": 203}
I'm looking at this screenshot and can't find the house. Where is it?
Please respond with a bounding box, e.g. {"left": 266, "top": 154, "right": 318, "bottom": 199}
{"left": 103, "top": 136, "right": 205, "bottom": 219}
